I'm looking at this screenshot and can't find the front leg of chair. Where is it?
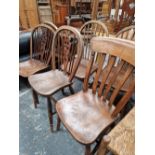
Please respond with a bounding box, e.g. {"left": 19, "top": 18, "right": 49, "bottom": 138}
{"left": 85, "top": 145, "right": 91, "bottom": 155}
{"left": 32, "top": 89, "right": 39, "bottom": 108}
{"left": 69, "top": 85, "right": 75, "bottom": 94}
{"left": 47, "top": 96, "right": 53, "bottom": 132}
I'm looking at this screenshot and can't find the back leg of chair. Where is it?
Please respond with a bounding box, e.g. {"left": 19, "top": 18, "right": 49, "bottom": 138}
{"left": 47, "top": 96, "right": 53, "bottom": 132}
{"left": 32, "top": 89, "right": 39, "bottom": 108}
{"left": 85, "top": 145, "right": 91, "bottom": 155}
{"left": 56, "top": 115, "right": 61, "bottom": 131}
{"left": 69, "top": 85, "right": 75, "bottom": 94}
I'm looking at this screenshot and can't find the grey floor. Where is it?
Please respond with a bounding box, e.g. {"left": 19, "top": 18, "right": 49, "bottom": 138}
{"left": 19, "top": 77, "right": 126, "bottom": 155}
{"left": 19, "top": 78, "right": 90, "bottom": 155}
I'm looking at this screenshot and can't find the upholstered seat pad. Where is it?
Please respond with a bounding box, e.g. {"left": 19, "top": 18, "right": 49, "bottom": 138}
{"left": 19, "top": 59, "right": 47, "bottom": 77}
{"left": 28, "top": 70, "right": 71, "bottom": 96}
{"left": 56, "top": 89, "right": 114, "bottom": 144}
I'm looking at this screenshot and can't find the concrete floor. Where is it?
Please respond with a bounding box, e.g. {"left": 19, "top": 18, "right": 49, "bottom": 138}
{"left": 19, "top": 78, "right": 90, "bottom": 155}
{"left": 20, "top": 77, "right": 133, "bottom": 155}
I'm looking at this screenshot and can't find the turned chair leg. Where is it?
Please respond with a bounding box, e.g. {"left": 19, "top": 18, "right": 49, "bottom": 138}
{"left": 56, "top": 115, "right": 61, "bottom": 131}
{"left": 97, "top": 135, "right": 111, "bottom": 155}
{"left": 47, "top": 97, "right": 53, "bottom": 132}
{"left": 32, "top": 89, "right": 39, "bottom": 108}
{"left": 85, "top": 145, "right": 91, "bottom": 155}
{"left": 69, "top": 85, "right": 74, "bottom": 94}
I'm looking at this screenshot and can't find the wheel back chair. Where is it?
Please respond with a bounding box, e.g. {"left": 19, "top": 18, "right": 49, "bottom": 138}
{"left": 75, "top": 20, "right": 109, "bottom": 81}
{"left": 56, "top": 37, "right": 135, "bottom": 155}
{"left": 19, "top": 23, "right": 57, "bottom": 77}
{"left": 28, "top": 25, "right": 84, "bottom": 132}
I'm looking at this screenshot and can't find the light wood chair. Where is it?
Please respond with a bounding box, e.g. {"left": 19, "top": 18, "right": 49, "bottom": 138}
{"left": 56, "top": 37, "right": 135, "bottom": 155}
{"left": 75, "top": 20, "right": 109, "bottom": 81}
{"left": 116, "top": 25, "right": 135, "bottom": 41}
{"left": 19, "top": 24, "right": 57, "bottom": 77}
{"left": 97, "top": 25, "right": 135, "bottom": 92}
{"left": 28, "top": 25, "right": 84, "bottom": 131}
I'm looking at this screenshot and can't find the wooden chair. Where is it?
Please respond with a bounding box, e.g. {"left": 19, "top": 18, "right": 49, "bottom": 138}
{"left": 75, "top": 20, "right": 109, "bottom": 80}
{"left": 116, "top": 25, "right": 135, "bottom": 41}
{"left": 97, "top": 25, "right": 135, "bottom": 92}
{"left": 19, "top": 24, "right": 57, "bottom": 77}
{"left": 104, "top": 0, "right": 135, "bottom": 34}
{"left": 56, "top": 37, "right": 135, "bottom": 155}
{"left": 28, "top": 25, "right": 84, "bottom": 131}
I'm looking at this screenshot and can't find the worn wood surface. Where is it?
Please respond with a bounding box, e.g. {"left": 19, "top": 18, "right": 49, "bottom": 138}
{"left": 56, "top": 37, "right": 135, "bottom": 155}
{"left": 108, "top": 107, "right": 135, "bottom": 155}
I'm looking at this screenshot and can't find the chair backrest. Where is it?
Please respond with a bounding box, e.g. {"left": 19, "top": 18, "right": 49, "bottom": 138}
{"left": 51, "top": 25, "right": 84, "bottom": 81}
{"left": 83, "top": 37, "right": 135, "bottom": 118}
{"left": 80, "top": 20, "right": 109, "bottom": 61}
{"left": 30, "top": 24, "right": 56, "bottom": 65}
{"left": 43, "top": 21, "right": 58, "bottom": 31}
{"left": 116, "top": 25, "right": 135, "bottom": 41}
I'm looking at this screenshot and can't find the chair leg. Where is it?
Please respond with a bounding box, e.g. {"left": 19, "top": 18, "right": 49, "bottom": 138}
{"left": 47, "top": 97, "right": 53, "bottom": 132}
{"left": 85, "top": 145, "right": 91, "bottom": 155}
{"left": 56, "top": 115, "right": 61, "bottom": 131}
{"left": 32, "top": 89, "right": 39, "bottom": 108}
{"left": 69, "top": 85, "right": 74, "bottom": 94}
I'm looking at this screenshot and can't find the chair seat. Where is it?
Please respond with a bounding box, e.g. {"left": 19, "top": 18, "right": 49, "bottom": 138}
{"left": 56, "top": 89, "right": 114, "bottom": 145}
{"left": 75, "top": 59, "right": 98, "bottom": 80}
{"left": 19, "top": 59, "right": 47, "bottom": 77}
{"left": 28, "top": 70, "right": 71, "bottom": 96}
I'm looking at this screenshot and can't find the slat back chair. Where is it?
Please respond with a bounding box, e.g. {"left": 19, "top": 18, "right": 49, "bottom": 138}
{"left": 56, "top": 37, "right": 135, "bottom": 155}
{"left": 28, "top": 25, "right": 83, "bottom": 131}
{"left": 19, "top": 24, "right": 56, "bottom": 77}
{"left": 75, "top": 20, "right": 109, "bottom": 80}
{"left": 116, "top": 25, "right": 135, "bottom": 41}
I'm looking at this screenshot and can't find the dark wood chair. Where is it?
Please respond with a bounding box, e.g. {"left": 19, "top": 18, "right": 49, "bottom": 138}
{"left": 56, "top": 37, "right": 135, "bottom": 155}
{"left": 75, "top": 20, "right": 109, "bottom": 81}
{"left": 19, "top": 24, "right": 57, "bottom": 77}
{"left": 28, "top": 25, "right": 84, "bottom": 131}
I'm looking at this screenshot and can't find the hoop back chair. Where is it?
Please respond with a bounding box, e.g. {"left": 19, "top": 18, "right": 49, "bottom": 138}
{"left": 116, "top": 25, "right": 135, "bottom": 41}
{"left": 75, "top": 20, "right": 109, "bottom": 80}
{"left": 28, "top": 25, "right": 84, "bottom": 131}
{"left": 56, "top": 37, "right": 135, "bottom": 155}
{"left": 19, "top": 24, "right": 57, "bottom": 77}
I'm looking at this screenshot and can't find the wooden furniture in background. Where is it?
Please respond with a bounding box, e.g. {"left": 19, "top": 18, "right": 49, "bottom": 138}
{"left": 75, "top": 20, "right": 109, "bottom": 81}
{"left": 104, "top": 0, "right": 135, "bottom": 34}
{"left": 19, "top": 0, "right": 40, "bottom": 29}
{"left": 56, "top": 37, "right": 135, "bottom": 155}
{"left": 19, "top": 23, "right": 57, "bottom": 77}
{"left": 97, "top": 107, "right": 135, "bottom": 155}
{"left": 28, "top": 26, "right": 84, "bottom": 131}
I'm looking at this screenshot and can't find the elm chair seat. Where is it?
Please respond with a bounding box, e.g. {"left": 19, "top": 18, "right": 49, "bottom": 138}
{"left": 56, "top": 89, "right": 114, "bottom": 144}
{"left": 19, "top": 59, "right": 47, "bottom": 77}
{"left": 28, "top": 70, "right": 70, "bottom": 96}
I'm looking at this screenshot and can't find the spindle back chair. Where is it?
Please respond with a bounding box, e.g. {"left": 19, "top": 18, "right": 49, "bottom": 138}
{"left": 75, "top": 20, "right": 109, "bottom": 80}
{"left": 28, "top": 25, "right": 84, "bottom": 131}
{"left": 19, "top": 24, "right": 56, "bottom": 77}
{"left": 56, "top": 37, "right": 135, "bottom": 155}
{"left": 116, "top": 25, "right": 135, "bottom": 41}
